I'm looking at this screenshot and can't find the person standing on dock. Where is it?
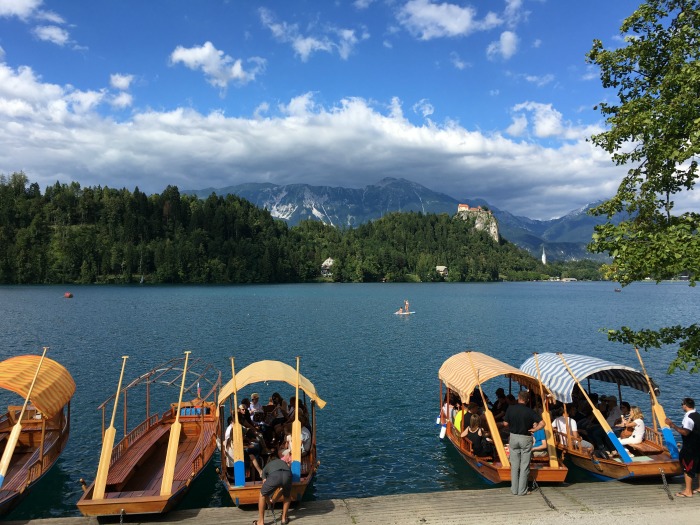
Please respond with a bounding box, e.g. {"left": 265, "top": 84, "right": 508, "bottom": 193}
{"left": 255, "top": 448, "right": 293, "bottom": 525}
{"left": 503, "top": 391, "right": 545, "bottom": 496}
{"left": 665, "top": 397, "right": 700, "bottom": 498}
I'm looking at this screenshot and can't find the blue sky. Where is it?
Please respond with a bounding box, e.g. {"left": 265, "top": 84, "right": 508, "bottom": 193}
{"left": 0, "top": 0, "right": 683, "bottom": 219}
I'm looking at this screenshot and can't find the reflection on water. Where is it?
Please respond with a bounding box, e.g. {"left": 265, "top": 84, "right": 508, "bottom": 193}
{"left": 0, "top": 282, "right": 696, "bottom": 518}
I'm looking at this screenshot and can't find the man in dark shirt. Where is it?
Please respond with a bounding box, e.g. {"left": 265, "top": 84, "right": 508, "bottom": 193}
{"left": 503, "top": 390, "right": 544, "bottom": 496}
{"left": 255, "top": 448, "right": 293, "bottom": 525}
{"left": 666, "top": 397, "right": 700, "bottom": 498}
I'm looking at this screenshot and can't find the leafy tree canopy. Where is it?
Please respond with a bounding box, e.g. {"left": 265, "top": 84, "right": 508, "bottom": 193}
{"left": 587, "top": 0, "right": 700, "bottom": 372}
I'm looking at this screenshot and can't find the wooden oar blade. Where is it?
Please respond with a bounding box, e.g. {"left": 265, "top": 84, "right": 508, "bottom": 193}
{"left": 291, "top": 420, "right": 301, "bottom": 481}
{"left": 92, "top": 426, "right": 116, "bottom": 500}
{"left": 232, "top": 422, "right": 245, "bottom": 487}
{"left": 0, "top": 423, "right": 23, "bottom": 488}
{"left": 160, "top": 421, "right": 181, "bottom": 496}
{"left": 540, "top": 411, "right": 559, "bottom": 468}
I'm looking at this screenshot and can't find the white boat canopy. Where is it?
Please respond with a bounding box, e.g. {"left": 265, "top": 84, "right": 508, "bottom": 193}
{"left": 218, "top": 360, "right": 326, "bottom": 409}
{"left": 439, "top": 351, "right": 541, "bottom": 402}
{"left": 519, "top": 352, "right": 659, "bottom": 404}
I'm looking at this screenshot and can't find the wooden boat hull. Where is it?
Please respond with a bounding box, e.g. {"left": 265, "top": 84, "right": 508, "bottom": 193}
{"left": 0, "top": 405, "right": 71, "bottom": 516}
{"left": 224, "top": 474, "right": 316, "bottom": 507}
{"left": 563, "top": 447, "right": 681, "bottom": 480}
{"left": 446, "top": 427, "right": 568, "bottom": 484}
{"left": 77, "top": 402, "right": 218, "bottom": 517}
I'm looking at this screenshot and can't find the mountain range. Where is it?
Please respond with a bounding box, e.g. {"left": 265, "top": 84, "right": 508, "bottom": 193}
{"left": 183, "top": 178, "right": 615, "bottom": 261}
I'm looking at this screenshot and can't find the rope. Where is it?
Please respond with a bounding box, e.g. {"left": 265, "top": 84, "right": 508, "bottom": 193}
{"left": 660, "top": 468, "right": 673, "bottom": 501}
{"left": 531, "top": 479, "right": 556, "bottom": 510}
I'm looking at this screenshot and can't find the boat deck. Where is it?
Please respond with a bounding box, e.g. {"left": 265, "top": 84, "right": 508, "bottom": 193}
{"left": 13, "top": 478, "right": 700, "bottom": 525}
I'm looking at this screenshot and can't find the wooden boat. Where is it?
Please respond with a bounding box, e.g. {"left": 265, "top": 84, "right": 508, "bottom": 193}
{"left": 0, "top": 349, "right": 75, "bottom": 516}
{"left": 520, "top": 352, "right": 681, "bottom": 480}
{"left": 218, "top": 358, "right": 326, "bottom": 506}
{"left": 77, "top": 353, "right": 221, "bottom": 517}
{"left": 438, "top": 351, "right": 568, "bottom": 484}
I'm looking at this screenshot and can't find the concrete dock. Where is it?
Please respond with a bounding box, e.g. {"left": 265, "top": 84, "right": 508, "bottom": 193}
{"left": 8, "top": 479, "right": 700, "bottom": 525}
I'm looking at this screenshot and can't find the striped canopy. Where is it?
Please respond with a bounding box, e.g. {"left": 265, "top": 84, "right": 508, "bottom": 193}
{"left": 0, "top": 355, "right": 76, "bottom": 418}
{"left": 519, "top": 352, "right": 659, "bottom": 404}
{"left": 218, "top": 360, "right": 326, "bottom": 409}
{"left": 439, "top": 351, "right": 540, "bottom": 402}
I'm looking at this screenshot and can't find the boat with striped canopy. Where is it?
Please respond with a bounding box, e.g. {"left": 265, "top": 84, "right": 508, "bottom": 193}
{"left": 438, "top": 351, "right": 567, "bottom": 484}
{"left": 0, "top": 350, "right": 75, "bottom": 516}
{"left": 218, "top": 358, "right": 325, "bottom": 506}
{"left": 519, "top": 352, "right": 681, "bottom": 480}
{"left": 77, "top": 354, "right": 221, "bottom": 517}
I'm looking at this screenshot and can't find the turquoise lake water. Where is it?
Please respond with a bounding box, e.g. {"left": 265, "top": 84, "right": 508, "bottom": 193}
{"left": 0, "top": 281, "right": 697, "bottom": 519}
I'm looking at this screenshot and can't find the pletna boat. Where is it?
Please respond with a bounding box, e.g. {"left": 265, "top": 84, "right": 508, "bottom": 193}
{"left": 77, "top": 353, "right": 221, "bottom": 517}
{"left": 0, "top": 348, "right": 75, "bottom": 516}
{"left": 218, "top": 358, "right": 325, "bottom": 506}
{"left": 519, "top": 351, "right": 681, "bottom": 480}
{"left": 438, "top": 351, "right": 568, "bottom": 484}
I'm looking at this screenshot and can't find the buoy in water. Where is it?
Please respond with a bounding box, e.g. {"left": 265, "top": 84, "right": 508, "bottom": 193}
{"left": 64, "top": 292, "right": 73, "bottom": 298}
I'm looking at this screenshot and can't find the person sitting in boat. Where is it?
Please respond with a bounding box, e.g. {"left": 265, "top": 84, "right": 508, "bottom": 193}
{"left": 461, "top": 414, "right": 494, "bottom": 457}
{"left": 238, "top": 401, "right": 257, "bottom": 430}
{"left": 243, "top": 427, "right": 264, "bottom": 479}
{"left": 617, "top": 406, "right": 645, "bottom": 446}
{"left": 492, "top": 388, "right": 509, "bottom": 422}
{"left": 552, "top": 405, "right": 593, "bottom": 453}
{"left": 612, "top": 402, "right": 631, "bottom": 437}
{"left": 249, "top": 392, "right": 263, "bottom": 415}
{"left": 532, "top": 427, "right": 548, "bottom": 457}
{"left": 602, "top": 395, "right": 622, "bottom": 426}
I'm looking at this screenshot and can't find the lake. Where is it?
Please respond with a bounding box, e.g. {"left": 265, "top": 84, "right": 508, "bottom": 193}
{"left": 0, "top": 281, "right": 697, "bottom": 519}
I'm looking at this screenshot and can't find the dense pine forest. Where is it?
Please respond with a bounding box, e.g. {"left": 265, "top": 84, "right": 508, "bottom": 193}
{"left": 0, "top": 173, "right": 602, "bottom": 284}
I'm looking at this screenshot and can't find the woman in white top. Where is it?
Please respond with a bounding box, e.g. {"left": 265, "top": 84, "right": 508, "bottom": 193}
{"left": 618, "top": 406, "right": 645, "bottom": 445}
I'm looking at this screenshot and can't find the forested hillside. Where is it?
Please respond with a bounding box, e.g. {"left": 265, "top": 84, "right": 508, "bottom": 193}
{"left": 0, "top": 173, "right": 601, "bottom": 284}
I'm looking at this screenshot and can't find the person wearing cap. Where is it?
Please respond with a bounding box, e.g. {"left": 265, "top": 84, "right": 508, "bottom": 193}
{"left": 255, "top": 448, "right": 293, "bottom": 525}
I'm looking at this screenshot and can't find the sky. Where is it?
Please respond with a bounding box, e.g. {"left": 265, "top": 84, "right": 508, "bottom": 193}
{"left": 0, "top": 0, "right": 686, "bottom": 220}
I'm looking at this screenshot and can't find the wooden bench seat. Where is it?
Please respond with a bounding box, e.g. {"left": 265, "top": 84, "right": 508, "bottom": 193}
{"left": 107, "top": 423, "right": 170, "bottom": 486}
{"left": 627, "top": 440, "right": 663, "bottom": 456}
{"left": 173, "top": 422, "right": 216, "bottom": 482}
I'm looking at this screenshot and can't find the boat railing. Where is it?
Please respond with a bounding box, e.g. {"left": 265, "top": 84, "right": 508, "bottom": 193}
{"left": 552, "top": 429, "right": 588, "bottom": 452}
{"left": 642, "top": 426, "right": 664, "bottom": 447}
{"left": 110, "top": 413, "right": 160, "bottom": 466}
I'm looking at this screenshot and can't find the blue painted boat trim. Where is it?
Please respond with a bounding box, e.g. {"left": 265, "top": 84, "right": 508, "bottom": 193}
{"left": 291, "top": 460, "right": 301, "bottom": 482}
{"left": 607, "top": 431, "right": 632, "bottom": 463}
{"left": 233, "top": 460, "right": 246, "bottom": 487}
{"left": 661, "top": 428, "right": 679, "bottom": 459}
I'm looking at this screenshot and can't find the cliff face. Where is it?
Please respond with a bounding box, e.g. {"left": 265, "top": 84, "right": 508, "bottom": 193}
{"left": 456, "top": 209, "right": 500, "bottom": 243}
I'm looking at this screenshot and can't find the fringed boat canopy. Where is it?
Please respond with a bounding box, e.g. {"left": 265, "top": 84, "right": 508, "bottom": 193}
{"left": 519, "top": 352, "right": 659, "bottom": 404}
{"left": 0, "top": 355, "right": 75, "bottom": 418}
{"left": 218, "top": 360, "right": 326, "bottom": 409}
{"left": 439, "top": 351, "right": 540, "bottom": 402}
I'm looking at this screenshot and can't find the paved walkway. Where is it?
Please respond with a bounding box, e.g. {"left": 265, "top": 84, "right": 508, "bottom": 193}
{"left": 8, "top": 479, "right": 700, "bottom": 525}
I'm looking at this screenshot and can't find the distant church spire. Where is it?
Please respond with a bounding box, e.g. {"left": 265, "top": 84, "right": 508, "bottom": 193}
{"left": 541, "top": 246, "right": 547, "bottom": 265}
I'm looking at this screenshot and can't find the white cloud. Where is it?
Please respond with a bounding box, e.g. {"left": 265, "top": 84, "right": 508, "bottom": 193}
{"left": 259, "top": 8, "right": 366, "bottom": 62}
{"left": 412, "top": 99, "right": 434, "bottom": 118}
{"left": 32, "top": 24, "right": 69, "bottom": 45}
{"left": 111, "top": 92, "right": 133, "bottom": 109}
{"left": 0, "top": 61, "right": 632, "bottom": 219}
{"left": 170, "top": 42, "right": 266, "bottom": 89}
{"left": 523, "top": 73, "right": 554, "bottom": 87}
{"left": 449, "top": 51, "right": 468, "bottom": 70}
{"left": 398, "top": 0, "right": 501, "bottom": 40}
{"left": 487, "top": 31, "right": 518, "bottom": 60}
{"left": 0, "top": 0, "right": 42, "bottom": 19}
{"left": 110, "top": 73, "right": 134, "bottom": 91}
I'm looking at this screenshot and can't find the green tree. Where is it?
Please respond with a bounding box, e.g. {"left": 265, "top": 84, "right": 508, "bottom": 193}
{"left": 587, "top": 0, "right": 700, "bottom": 372}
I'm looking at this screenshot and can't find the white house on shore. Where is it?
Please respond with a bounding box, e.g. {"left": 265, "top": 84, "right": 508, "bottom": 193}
{"left": 321, "top": 257, "right": 334, "bottom": 277}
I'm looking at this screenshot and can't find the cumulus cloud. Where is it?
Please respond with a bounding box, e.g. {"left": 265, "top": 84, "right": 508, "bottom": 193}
{"left": 0, "top": 0, "right": 43, "bottom": 19}
{"left": 449, "top": 51, "right": 468, "bottom": 70}
{"left": 412, "top": 99, "right": 434, "bottom": 118}
{"left": 259, "top": 8, "right": 368, "bottom": 62}
{"left": 32, "top": 24, "right": 69, "bottom": 46}
{"left": 0, "top": 61, "right": 634, "bottom": 219}
{"left": 397, "top": 0, "right": 501, "bottom": 40}
{"left": 170, "top": 42, "right": 266, "bottom": 90}
{"left": 487, "top": 31, "right": 518, "bottom": 60}
{"left": 110, "top": 73, "right": 134, "bottom": 91}
{"left": 110, "top": 91, "right": 132, "bottom": 109}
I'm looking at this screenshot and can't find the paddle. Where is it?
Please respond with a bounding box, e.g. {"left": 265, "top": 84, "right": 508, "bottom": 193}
{"left": 556, "top": 353, "right": 632, "bottom": 463}
{"left": 160, "top": 350, "right": 190, "bottom": 496}
{"left": 633, "top": 347, "right": 679, "bottom": 459}
{"left": 0, "top": 347, "right": 49, "bottom": 488}
{"left": 467, "top": 352, "right": 509, "bottom": 467}
{"left": 92, "top": 355, "right": 128, "bottom": 500}
{"left": 291, "top": 356, "right": 302, "bottom": 482}
{"left": 533, "top": 353, "right": 559, "bottom": 468}
{"left": 229, "top": 357, "right": 245, "bottom": 487}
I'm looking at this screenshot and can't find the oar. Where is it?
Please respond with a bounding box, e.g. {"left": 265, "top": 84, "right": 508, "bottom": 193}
{"left": 92, "top": 355, "right": 128, "bottom": 500}
{"left": 532, "top": 353, "right": 559, "bottom": 468}
{"left": 0, "top": 347, "right": 49, "bottom": 488}
{"left": 291, "top": 356, "right": 302, "bottom": 482}
{"left": 557, "top": 353, "right": 632, "bottom": 463}
{"left": 229, "top": 357, "right": 245, "bottom": 487}
{"left": 467, "top": 352, "right": 509, "bottom": 467}
{"left": 160, "top": 350, "right": 190, "bottom": 496}
{"left": 633, "top": 347, "right": 679, "bottom": 459}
